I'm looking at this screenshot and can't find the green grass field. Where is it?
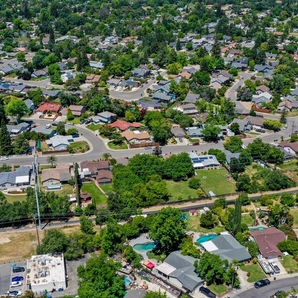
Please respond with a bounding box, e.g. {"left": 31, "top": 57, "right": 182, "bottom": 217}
{"left": 81, "top": 182, "right": 107, "bottom": 205}
{"left": 100, "top": 183, "right": 113, "bottom": 193}
{"left": 4, "top": 194, "right": 27, "bottom": 203}
{"left": 68, "top": 117, "right": 80, "bottom": 124}
{"left": 108, "top": 141, "right": 128, "bottom": 150}
{"left": 209, "top": 284, "right": 228, "bottom": 296}
{"left": 279, "top": 160, "right": 298, "bottom": 171}
{"left": 240, "top": 264, "right": 266, "bottom": 283}
{"left": 242, "top": 214, "right": 254, "bottom": 226}
{"left": 196, "top": 168, "right": 236, "bottom": 196}
{"left": 281, "top": 256, "right": 298, "bottom": 273}
{"left": 87, "top": 124, "right": 102, "bottom": 131}
{"left": 68, "top": 141, "right": 89, "bottom": 152}
{"left": 186, "top": 214, "right": 225, "bottom": 234}
{"left": 166, "top": 180, "right": 198, "bottom": 201}
{"left": 289, "top": 209, "right": 298, "bottom": 228}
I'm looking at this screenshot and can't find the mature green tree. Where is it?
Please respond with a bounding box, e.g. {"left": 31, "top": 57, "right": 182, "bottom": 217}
{"left": 47, "top": 155, "right": 57, "bottom": 168}
{"left": 5, "top": 99, "right": 29, "bottom": 122}
{"left": 0, "top": 99, "right": 6, "bottom": 123}
{"left": 80, "top": 215, "right": 95, "bottom": 235}
{"left": 230, "top": 123, "right": 240, "bottom": 135}
{"left": 237, "top": 87, "right": 252, "bottom": 101}
{"left": 202, "top": 124, "right": 221, "bottom": 142}
{"left": 66, "top": 108, "right": 74, "bottom": 121}
{"left": 0, "top": 119, "right": 12, "bottom": 156}
{"left": 37, "top": 229, "right": 69, "bottom": 254}
{"left": 200, "top": 211, "right": 218, "bottom": 229}
{"left": 195, "top": 252, "right": 226, "bottom": 285}
{"left": 263, "top": 119, "right": 283, "bottom": 131}
{"left": 144, "top": 291, "right": 167, "bottom": 298}
{"left": 224, "top": 136, "right": 243, "bottom": 153}
{"left": 16, "top": 52, "right": 26, "bottom": 62}
{"left": 56, "top": 122, "right": 66, "bottom": 135}
{"left": 236, "top": 174, "right": 251, "bottom": 192}
{"left": 192, "top": 71, "right": 211, "bottom": 85}
{"left": 208, "top": 149, "right": 226, "bottom": 164}
{"left": 180, "top": 236, "right": 200, "bottom": 258}
{"left": 232, "top": 198, "right": 242, "bottom": 235}
{"left": 77, "top": 254, "right": 125, "bottom": 298}
{"left": 0, "top": 191, "right": 7, "bottom": 205}
{"left": 149, "top": 207, "right": 186, "bottom": 254}
{"left": 280, "top": 194, "right": 295, "bottom": 207}
{"left": 280, "top": 109, "right": 287, "bottom": 125}
{"left": 13, "top": 134, "right": 29, "bottom": 154}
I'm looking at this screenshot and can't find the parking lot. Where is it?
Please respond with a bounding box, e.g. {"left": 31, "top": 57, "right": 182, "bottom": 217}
{"left": 0, "top": 262, "right": 26, "bottom": 296}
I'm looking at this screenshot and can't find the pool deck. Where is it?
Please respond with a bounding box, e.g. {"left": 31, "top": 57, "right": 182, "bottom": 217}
{"left": 129, "top": 234, "right": 154, "bottom": 260}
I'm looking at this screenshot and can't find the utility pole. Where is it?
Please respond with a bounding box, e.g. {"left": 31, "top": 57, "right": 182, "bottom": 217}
{"left": 33, "top": 155, "right": 41, "bottom": 230}
{"left": 292, "top": 122, "right": 295, "bottom": 135}
{"left": 34, "top": 214, "right": 40, "bottom": 246}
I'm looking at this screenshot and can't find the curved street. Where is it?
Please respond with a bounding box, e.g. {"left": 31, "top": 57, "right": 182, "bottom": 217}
{"left": 229, "top": 276, "right": 298, "bottom": 298}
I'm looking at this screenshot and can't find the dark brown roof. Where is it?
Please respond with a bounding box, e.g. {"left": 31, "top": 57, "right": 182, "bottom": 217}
{"left": 250, "top": 227, "right": 286, "bottom": 258}
{"left": 279, "top": 141, "right": 298, "bottom": 153}
{"left": 80, "top": 191, "right": 91, "bottom": 201}
{"left": 96, "top": 170, "right": 112, "bottom": 183}
{"left": 81, "top": 161, "right": 109, "bottom": 172}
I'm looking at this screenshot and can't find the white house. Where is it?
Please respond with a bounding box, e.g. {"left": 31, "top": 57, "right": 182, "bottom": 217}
{"left": 46, "top": 135, "right": 74, "bottom": 150}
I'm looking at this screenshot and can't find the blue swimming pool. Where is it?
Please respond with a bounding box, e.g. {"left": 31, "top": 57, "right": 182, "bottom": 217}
{"left": 249, "top": 227, "right": 266, "bottom": 231}
{"left": 197, "top": 234, "right": 217, "bottom": 244}
{"left": 124, "top": 277, "right": 131, "bottom": 287}
{"left": 133, "top": 242, "right": 155, "bottom": 251}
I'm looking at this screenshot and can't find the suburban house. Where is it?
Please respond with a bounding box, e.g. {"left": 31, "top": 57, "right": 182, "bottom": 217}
{"left": 96, "top": 170, "right": 112, "bottom": 184}
{"left": 97, "top": 111, "right": 117, "bottom": 123}
{"left": 201, "top": 232, "right": 251, "bottom": 262}
{"left": 42, "top": 90, "right": 61, "bottom": 99}
{"left": 89, "top": 61, "right": 104, "bottom": 69}
{"left": 41, "top": 164, "right": 71, "bottom": 189}
{"left": 174, "top": 104, "right": 198, "bottom": 115}
{"left": 61, "top": 72, "right": 73, "bottom": 82}
{"left": 137, "top": 100, "right": 162, "bottom": 111}
{"left": 7, "top": 122, "right": 30, "bottom": 136}
{"left": 278, "top": 141, "right": 298, "bottom": 155}
{"left": 250, "top": 227, "right": 286, "bottom": 259}
{"left": 31, "top": 126, "right": 56, "bottom": 137}
{"left": 32, "top": 69, "right": 48, "bottom": 78}
{"left": 121, "top": 130, "right": 151, "bottom": 143}
{"left": 184, "top": 93, "right": 201, "bottom": 104}
{"left": 156, "top": 251, "right": 203, "bottom": 293}
{"left": 231, "top": 57, "right": 248, "bottom": 69}
{"left": 132, "top": 67, "right": 151, "bottom": 78}
{"left": 24, "top": 99, "right": 35, "bottom": 111}
{"left": 171, "top": 127, "right": 186, "bottom": 138}
{"left": 36, "top": 102, "right": 61, "bottom": 114}
{"left": 109, "top": 120, "right": 140, "bottom": 131}
{"left": 46, "top": 135, "right": 74, "bottom": 150}
{"left": 252, "top": 92, "right": 272, "bottom": 105}
{"left": 277, "top": 96, "right": 298, "bottom": 112}
{"left": 120, "top": 80, "right": 140, "bottom": 89}
{"left": 188, "top": 153, "right": 220, "bottom": 169}
{"left": 80, "top": 161, "right": 112, "bottom": 184}
{"left": 60, "top": 105, "right": 86, "bottom": 117}
{"left": 152, "top": 92, "right": 172, "bottom": 103}
{"left": 186, "top": 127, "right": 204, "bottom": 138}
{"left": 246, "top": 116, "right": 265, "bottom": 130}
{"left": 86, "top": 74, "right": 101, "bottom": 84}
{"left": 0, "top": 166, "right": 31, "bottom": 189}
{"left": 222, "top": 150, "right": 240, "bottom": 164}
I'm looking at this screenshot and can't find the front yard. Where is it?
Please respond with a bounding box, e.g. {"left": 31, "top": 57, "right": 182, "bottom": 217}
{"left": 281, "top": 255, "right": 298, "bottom": 273}
{"left": 87, "top": 123, "right": 102, "bottom": 131}
{"left": 196, "top": 168, "right": 236, "bottom": 196}
{"left": 240, "top": 263, "right": 266, "bottom": 283}
{"left": 108, "top": 141, "right": 128, "bottom": 150}
{"left": 81, "top": 182, "right": 107, "bottom": 205}
{"left": 289, "top": 209, "right": 298, "bottom": 228}
{"left": 209, "top": 284, "right": 228, "bottom": 296}
{"left": 68, "top": 141, "right": 90, "bottom": 153}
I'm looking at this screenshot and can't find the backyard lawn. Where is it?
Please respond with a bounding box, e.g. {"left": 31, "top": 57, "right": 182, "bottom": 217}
{"left": 279, "top": 160, "right": 298, "bottom": 171}
{"left": 289, "top": 209, "right": 298, "bottom": 228}
{"left": 81, "top": 182, "right": 107, "bottom": 205}
{"left": 100, "top": 183, "right": 113, "bottom": 193}
{"left": 196, "top": 168, "right": 236, "bottom": 196}
{"left": 281, "top": 256, "right": 298, "bottom": 273}
{"left": 240, "top": 264, "right": 266, "bottom": 283}
{"left": 4, "top": 194, "right": 27, "bottom": 203}
{"left": 54, "top": 184, "right": 74, "bottom": 197}
{"left": 186, "top": 214, "right": 225, "bottom": 234}
{"left": 209, "top": 284, "right": 228, "bottom": 296}
{"left": 166, "top": 180, "right": 198, "bottom": 201}
{"left": 242, "top": 214, "right": 254, "bottom": 226}
{"left": 108, "top": 141, "right": 128, "bottom": 150}
{"left": 87, "top": 124, "right": 102, "bottom": 131}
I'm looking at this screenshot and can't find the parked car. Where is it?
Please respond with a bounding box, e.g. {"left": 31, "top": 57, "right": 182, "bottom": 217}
{"left": 52, "top": 122, "right": 57, "bottom": 126}
{"left": 11, "top": 277, "right": 23, "bottom": 282}
{"left": 270, "top": 291, "right": 285, "bottom": 298}
{"left": 269, "top": 261, "right": 280, "bottom": 274}
{"left": 193, "top": 142, "right": 200, "bottom": 146}
{"left": 10, "top": 282, "right": 22, "bottom": 288}
{"left": 45, "top": 124, "right": 51, "bottom": 129}
{"left": 254, "top": 279, "right": 270, "bottom": 288}
{"left": 12, "top": 267, "right": 25, "bottom": 273}
{"left": 199, "top": 286, "right": 216, "bottom": 298}
{"left": 7, "top": 291, "right": 22, "bottom": 297}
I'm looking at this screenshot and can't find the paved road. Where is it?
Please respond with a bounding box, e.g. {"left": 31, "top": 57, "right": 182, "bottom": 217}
{"left": 231, "top": 276, "right": 298, "bottom": 298}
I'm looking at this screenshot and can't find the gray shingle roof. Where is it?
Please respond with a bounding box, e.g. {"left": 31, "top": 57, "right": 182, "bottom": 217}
{"left": 0, "top": 166, "right": 31, "bottom": 186}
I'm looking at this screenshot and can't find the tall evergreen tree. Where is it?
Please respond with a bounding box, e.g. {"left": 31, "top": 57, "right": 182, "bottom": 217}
{"left": 74, "top": 163, "right": 81, "bottom": 206}
{"left": 176, "top": 39, "right": 181, "bottom": 51}
{"left": 0, "top": 119, "right": 12, "bottom": 156}
{"left": 48, "top": 27, "right": 55, "bottom": 52}
{"left": 232, "top": 197, "right": 242, "bottom": 235}
{"left": 0, "top": 99, "right": 6, "bottom": 123}
{"left": 280, "top": 109, "right": 287, "bottom": 125}
{"left": 77, "top": 47, "right": 89, "bottom": 71}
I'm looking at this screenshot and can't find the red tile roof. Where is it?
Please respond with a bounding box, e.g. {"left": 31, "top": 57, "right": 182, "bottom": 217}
{"left": 36, "top": 102, "right": 61, "bottom": 113}
{"left": 108, "top": 120, "right": 140, "bottom": 131}
{"left": 250, "top": 227, "right": 286, "bottom": 258}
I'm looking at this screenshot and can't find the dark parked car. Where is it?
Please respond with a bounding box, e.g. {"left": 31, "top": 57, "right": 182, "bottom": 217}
{"left": 193, "top": 142, "right": 200, "bottom": 146}
{"left": 254, "top": 279, "right": 270, "bottom": 288}
{"left": 12, "top": 267, "right": 25, "bottom": 273}
{"left": 199, "top": 286, "right": 216, "bottom": 298}
{"left": 11, "top": 277, "right": 24, "bottom": 282}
